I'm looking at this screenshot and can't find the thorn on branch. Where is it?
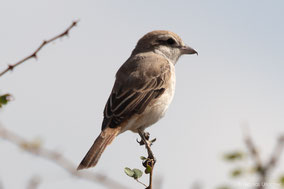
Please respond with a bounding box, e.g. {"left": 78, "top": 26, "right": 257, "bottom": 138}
{"left": 8, "top": 64, "right": 14, "bottom": 71}
{"left": 72, "top": 21, "right": 78, "bottom": 27}
{"left": 31, "top": 53, "right": 37, "bottom": 60}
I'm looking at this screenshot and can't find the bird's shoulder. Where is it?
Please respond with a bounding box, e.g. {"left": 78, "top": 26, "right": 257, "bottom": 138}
{"left": 115, "top": 52, "right": 172, "bottom": 90}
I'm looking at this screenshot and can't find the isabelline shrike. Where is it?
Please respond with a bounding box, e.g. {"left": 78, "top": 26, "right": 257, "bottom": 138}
{"left": 78, "top": 30, "right": 197, "bottom": 170}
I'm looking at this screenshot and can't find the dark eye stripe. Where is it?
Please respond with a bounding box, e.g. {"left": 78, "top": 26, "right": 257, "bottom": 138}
{"left": 157, "top": 38, "right": 177, "bottom": 46}
{"left": 166, "top": 38, "right": 176, "bottom": 45}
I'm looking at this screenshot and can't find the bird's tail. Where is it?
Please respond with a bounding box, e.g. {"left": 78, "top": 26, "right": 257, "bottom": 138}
{"left": 77, "top": 127, "right": 121, "bottom": 170}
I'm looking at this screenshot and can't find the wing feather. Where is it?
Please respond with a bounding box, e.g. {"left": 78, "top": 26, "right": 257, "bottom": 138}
{"left": 102, "top": 54, "right": 171, "bottom": 130}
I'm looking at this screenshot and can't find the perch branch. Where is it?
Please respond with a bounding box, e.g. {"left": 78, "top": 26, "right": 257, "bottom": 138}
{"left": 0, "top": 124, "right": 130, "bottom": 189}
{"left": 0, "top": 20, "right": 78, "bottom": 78}
{"left": 138, "top": 129, "right": 156, "bottom": 189}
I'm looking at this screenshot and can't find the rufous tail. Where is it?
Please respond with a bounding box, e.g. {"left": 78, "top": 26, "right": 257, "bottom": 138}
{"left": 77, "top": 127, "right": 120, "bottom": 170}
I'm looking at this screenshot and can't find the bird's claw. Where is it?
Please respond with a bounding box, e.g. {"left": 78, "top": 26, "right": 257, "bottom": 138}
{"left": 144, "top": 132, "right": 150, "bottom": 140}
{"left": 149, "top": 138, "right": 156, "bottom": 146}
{"left": 137, "top": 138, "right": 145, "bottom": 146}
{"left": 136, "top": 132, "right": 156, "bottom": 146}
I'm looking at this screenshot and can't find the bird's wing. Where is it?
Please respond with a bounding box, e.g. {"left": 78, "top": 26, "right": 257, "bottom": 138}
{"left": 102, "top": 54, "right": 172, "bottom": 130}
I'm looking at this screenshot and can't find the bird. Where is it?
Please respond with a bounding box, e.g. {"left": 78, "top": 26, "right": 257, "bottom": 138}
{"left": 77, "top": 30, "right": 197, "bottom": 170}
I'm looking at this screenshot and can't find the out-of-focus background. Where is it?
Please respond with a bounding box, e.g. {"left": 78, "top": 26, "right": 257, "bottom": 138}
{"left": 0, "top": 0, "right": 284, "bottom": 188}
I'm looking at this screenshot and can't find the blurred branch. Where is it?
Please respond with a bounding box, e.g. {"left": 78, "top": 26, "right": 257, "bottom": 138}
{"left": 242, "top": 127, "right": 284, "bottom": 189}
{"left": 243, "top": 127, "right": 262, "bottom": 168}
{"left": 26, "top": 176, "right": 41, "bottom": 189}
{"left": 0, "top": 180, "right": 3, "bottom": 189}
{"left": 265, "top": 136, "right": 284, "bottom": 173}
{"left": 190, "top": 181, "right": 203, "bottom": 189}
{"left": 0, "top": 124, "right": 130, "bottom": 189}
{"left": 0, "top": 20, "right": 78, "bottom": 78}
{"left": 154, "top": 176, "right": 163, "bottom": 189}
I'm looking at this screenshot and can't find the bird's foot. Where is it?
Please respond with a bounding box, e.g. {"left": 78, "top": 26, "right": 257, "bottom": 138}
{"left": 137, "top": 132, "right": 156, "bottom": 146}
{"left": 137, "top": 130, "right": 157, "bottom": 162}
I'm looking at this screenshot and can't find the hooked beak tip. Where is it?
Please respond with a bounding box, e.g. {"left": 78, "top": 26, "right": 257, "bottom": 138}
{"left": 181, "top": 45, "right": 198, "bottom": 55}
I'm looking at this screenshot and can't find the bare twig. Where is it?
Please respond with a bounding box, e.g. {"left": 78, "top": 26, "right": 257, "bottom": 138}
{"left": 242, "top": 126, "right": 284, "bottom": 189}
{"left": 136, "top": 179, "right": 148, "bottom": 188}
{"left": 242, "top": 126, "right": 263, "bottom": 170}
{"left": 265, "top": 135, "right": 284, "bottom": 173}
{"left": 0, "top": 124, "right": 130, "bottom": 189}
{"left": 138, "top": 129, "right": 156, "bottom": 189}
{"left": 0, "top": 20, "right": 78, "bottom": 78}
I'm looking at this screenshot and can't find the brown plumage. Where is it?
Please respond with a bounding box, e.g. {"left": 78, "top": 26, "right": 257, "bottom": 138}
{"left": 77, "top": 30, "right": 197, "bottom": 170}
{"left": 102, "top": 54, "right": 171, "bottom": 130}
{"left": 77, "top": 127, "right": 121, "bottom": 170}
{"left": 77, "top": 54, "right": 170, "bottom": 170}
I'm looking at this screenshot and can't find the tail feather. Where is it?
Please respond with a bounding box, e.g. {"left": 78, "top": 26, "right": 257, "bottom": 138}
{"left": 77, "top": 127, "right": 120, "bottom": 170}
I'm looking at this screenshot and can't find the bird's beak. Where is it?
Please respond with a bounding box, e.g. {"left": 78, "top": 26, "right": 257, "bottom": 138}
{"left": 180, "top": 45, "right": 198, "bottom": 55}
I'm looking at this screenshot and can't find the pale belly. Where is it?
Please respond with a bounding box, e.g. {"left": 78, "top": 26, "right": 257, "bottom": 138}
{"left": 120, "top": 66, "right": 176, "bottom": 133}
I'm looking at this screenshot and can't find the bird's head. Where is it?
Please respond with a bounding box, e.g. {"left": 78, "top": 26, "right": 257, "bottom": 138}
{"left": 132, "top": 30, "right": 197, "bottom": 64}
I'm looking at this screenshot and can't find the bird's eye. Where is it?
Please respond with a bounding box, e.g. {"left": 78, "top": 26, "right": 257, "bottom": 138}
{"left": 166, "top": 38, "right": 176, "bottom": 45}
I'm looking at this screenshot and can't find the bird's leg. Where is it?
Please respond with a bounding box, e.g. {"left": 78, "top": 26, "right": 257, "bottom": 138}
{"left": 137, "top": 131, "right": 156, "bottom": 146}
{"left": 137, "top": 129, "right": 156, "bottom": 162}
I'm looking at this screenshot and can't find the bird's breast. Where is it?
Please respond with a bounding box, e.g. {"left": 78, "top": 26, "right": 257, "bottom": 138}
{"left": 125, "top": 63, "right": 176, "bottom": 133}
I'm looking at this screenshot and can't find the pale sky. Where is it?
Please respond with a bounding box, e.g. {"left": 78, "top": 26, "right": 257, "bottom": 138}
{"left": 0, "top": 0, "right": 284, "bottom": 189}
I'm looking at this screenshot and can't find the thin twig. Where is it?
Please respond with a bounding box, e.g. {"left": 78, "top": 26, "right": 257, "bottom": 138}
{"left": 138, "top": 129, "right": 156, "bottom": 189}
{"left": 0, "top": 20, "right": 78, "bottom": 78}
{"left": 242, "top": 127, "right": 266, "bottom": 189}
{"left": 136, "top": 179, "right": 148, "bottom": 187}
{"left": 0, "top": 124, "right": 130, "bottom": 189}
{"left": 147, "top": 160, "right": 154, "bottom": 189}
{"left": 242, "top": 126, "right": 284, "bottom": 189}
{"left": 242, "top": 126, "right": 263, "bottom": 170}
{"left": 265, "top": 135, "right": 284, "bottom": 173}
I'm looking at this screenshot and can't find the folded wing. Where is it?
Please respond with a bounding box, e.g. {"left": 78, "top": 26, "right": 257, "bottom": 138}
{"left": 102, "top": 54, "right": 171, "bottom": 130}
